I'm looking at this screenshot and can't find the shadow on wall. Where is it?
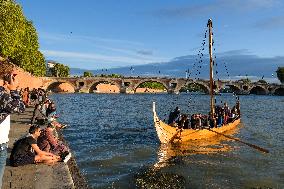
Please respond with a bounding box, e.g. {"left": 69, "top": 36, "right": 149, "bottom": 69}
{"left": 46, "top": 82, "right": 75, "bottom": 93}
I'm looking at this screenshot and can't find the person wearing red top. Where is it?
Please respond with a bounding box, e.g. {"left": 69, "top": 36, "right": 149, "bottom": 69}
{"left": 37, "top": 123, "right": 71, "bottom": 162}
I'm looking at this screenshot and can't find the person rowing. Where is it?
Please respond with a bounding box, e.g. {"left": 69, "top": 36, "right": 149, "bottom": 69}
{"left": 168, "top": 106, "right": 180, "bottom": 126}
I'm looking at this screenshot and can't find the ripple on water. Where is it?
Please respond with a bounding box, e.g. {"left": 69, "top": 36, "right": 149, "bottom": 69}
{"left": 50, "top": 94, "right": 284, "bottom": 188}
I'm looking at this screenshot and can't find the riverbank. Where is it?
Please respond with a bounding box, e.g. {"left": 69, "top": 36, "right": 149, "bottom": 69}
{"left": 1, "top": 107, "right": 89, "bottom": 189}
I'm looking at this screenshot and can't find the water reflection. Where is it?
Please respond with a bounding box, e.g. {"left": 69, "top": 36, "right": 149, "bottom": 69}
{"left": 153, "top": 126, "right": 241, "bottom": 169}
{"left": 135, "top": 127, "right": 242, "bottom": 189}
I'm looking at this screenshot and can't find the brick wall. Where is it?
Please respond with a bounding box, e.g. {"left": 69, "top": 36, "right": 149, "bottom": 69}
{"left": 12, "top": 67, "right": 44, "bottom": 89}
{"left": 0, "top": 62, "right": 43, "bottom": 90}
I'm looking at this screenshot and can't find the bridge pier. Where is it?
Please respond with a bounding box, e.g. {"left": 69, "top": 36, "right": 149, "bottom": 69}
{"left": 168, "top": 89, "right": 179, "bottom": 94}
{"left": 119, "top": 87, "right": 127, "bottom": 94}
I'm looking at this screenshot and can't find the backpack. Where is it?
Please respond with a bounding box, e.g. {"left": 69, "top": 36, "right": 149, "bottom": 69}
{"left": 10, "top": 134, "right": 32, "bottom": 166}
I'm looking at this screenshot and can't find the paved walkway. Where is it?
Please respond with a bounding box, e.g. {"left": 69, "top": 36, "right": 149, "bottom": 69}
{"left": 1, "top": 108, "right": 75, "bottom": 189}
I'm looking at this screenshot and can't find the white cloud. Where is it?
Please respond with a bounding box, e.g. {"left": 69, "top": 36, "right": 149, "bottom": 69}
{"left": 40, "top": 32, "right": 144, "bottom": 47}
{"left": 155, "top": 0, "right": 280, "bottom": 17}
{"left": 41, "top": 49, "right": 168, "bottom": 66}
{"left": 94, "top": 45, "right": 163, "bottom": 60}
{"left": 39, "top": 32, "right": 169, "bottom": 66}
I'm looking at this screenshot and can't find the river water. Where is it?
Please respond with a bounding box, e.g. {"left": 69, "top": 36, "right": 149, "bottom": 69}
{"left": 50, "top": 93, "right": 284, "bottom": 189}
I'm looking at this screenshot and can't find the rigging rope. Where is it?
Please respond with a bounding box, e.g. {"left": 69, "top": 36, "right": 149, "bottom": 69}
{"left": 211, "top": 31, "right": 239, "bottom": 103}
{"left": 186, "top": 27, "right": 208, "bottom": 114}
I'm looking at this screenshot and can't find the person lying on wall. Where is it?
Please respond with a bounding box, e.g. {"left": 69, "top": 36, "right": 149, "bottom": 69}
{"left": 10, "top": 125, "right": 61, "bottom": 166}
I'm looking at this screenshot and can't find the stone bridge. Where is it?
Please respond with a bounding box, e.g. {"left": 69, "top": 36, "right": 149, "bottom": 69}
{"left": 40, "top": 77, "right": 284, "bottom": 95}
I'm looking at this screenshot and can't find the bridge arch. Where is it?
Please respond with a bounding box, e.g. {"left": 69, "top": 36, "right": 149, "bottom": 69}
{"left": 177, "top": 81, "right": 210, "bottom": 94}
{"left": 88, "top": 80, "right": 121, "bottom": 93}
{"left": 273, "top": 87, "right": 284, "bottom": 96}
{"left": 225, "top": 84, "right": 241, "bottom": 94}
{"left": 133, "top": 80, "right": 168, "bottom": 93}
{"left": 249, "top": 86, "right": 268, "bottom": 95}
{"left": 45, "top": 81, "right": 76, "bottom": 93}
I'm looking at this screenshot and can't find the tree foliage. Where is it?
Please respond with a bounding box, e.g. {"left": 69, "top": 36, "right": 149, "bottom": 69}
{"left": 0, "top": 59, "right": 14, "bottom": 77}
{"left": 180, "top": 83, "right": 204, "bottom": 92}
{"left": 83, "top": 71, "right": 94, "bottom": 77}
{"left": 0, "top": 0, "right": 46, "bottom": 76}
{"left": 51, "top": 63, "right": 70, "bottom": 77}
{"left": 139, "top": 82, "right": 165, "bottom": 90}
{"left": 237, "top": 78, "right": 251, "bottom": 84}
{"left": 257, "top": 79, "right": 267, "bottom": 84}
{"left": 95, "top": 73, "right": 123, "bottom": 78}
{"left": 276, "top": 67, "right": 284, "bottom": 84}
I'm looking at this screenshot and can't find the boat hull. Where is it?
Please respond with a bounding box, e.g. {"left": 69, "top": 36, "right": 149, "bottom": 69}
{"left": 153, "top": 102, "right": 240, "bottom": 143}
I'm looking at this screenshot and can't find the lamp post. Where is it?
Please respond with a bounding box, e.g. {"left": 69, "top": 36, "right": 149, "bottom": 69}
{"left": 185, "top": 69, "right": 189, "bottom": 79}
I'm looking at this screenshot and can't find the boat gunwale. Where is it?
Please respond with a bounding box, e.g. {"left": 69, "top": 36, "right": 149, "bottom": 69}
{"left": 153, "top": 102, "right": 241, "bottom": 143}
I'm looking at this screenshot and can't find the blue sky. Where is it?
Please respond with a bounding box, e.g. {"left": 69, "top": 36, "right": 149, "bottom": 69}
{"left": 16, "top": 0, "right": 284, "bottom": 70}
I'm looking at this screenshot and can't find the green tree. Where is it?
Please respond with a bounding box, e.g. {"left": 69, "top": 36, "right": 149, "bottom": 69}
{"left": 257, "top": 79, "right": 267, "bottom": 84}
{"left": 0, "top": 0, "right": 46, "bottom": 76}
{"left": 0, "top": 0, "right": 25, "bottom": 58}
{"left": 0, "top": 59, "right": 14, "bottom": 76}
{"left": 95, "top": 73, "right": 123, "bottom": 78}
{"left": 180, "top": 83, "right": 203, "bottom": 92}
{"left": 83, "top": 71, "right": 93, "bottom": 77}
{"left": 238, "top": 78, "right": 251, "bottom": 84}
{"left": 276, "top": 67, "right": 284, "bottom": 84}
{"left": 110, "top": 73, "right": 122, "bottom": 78}
{"left": 139, "top": 82, "right": 165, "bottom": 90}
{"left": 51, "top": 63, "right": 70, "bottom": 77}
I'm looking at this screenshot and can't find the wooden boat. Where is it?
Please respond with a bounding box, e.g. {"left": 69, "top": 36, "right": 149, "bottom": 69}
{"left": 153, "top": 19, "right": 241, "bottom": 144}
{"left": 153, "top": 102, "right": 240, "bottom": 143}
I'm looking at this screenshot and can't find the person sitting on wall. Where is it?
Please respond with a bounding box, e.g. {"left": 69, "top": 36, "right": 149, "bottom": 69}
{"left": 46, "top": 101, "right": 57, "bottom": 117}
{"left": 37, "top": 88, "right": 46, "bottom": 103}
{"left": 10, "top": 125, "right": 61, "bottom": 166}
{"left": 30, "top": 88, "right": 38, "bottom": 105}
{"left": 22, "top": 87, "right": 30, "bottom": 107}
{"left": 37, "top": 123, "right": 71, "bottom": 162}
{"left": 46, "top": 102, "right": 67, "bottom": 129}
{"left": 31, "top": 104, "right": 47, "bottom": 125}
{"left": 41, "top": 99, "right": 50, "bottom": 116}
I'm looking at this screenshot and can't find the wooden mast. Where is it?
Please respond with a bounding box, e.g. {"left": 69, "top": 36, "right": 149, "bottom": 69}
{"left": 208, "top": 19, "right": 215, "bottom": 118}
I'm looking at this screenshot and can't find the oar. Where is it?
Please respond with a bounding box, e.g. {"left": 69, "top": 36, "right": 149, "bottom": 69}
{"left": 168, "top": 129, "right": 182, "bottom": 143}
{"left": 207, "top": 129, "right": 269, "bottom": 153}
